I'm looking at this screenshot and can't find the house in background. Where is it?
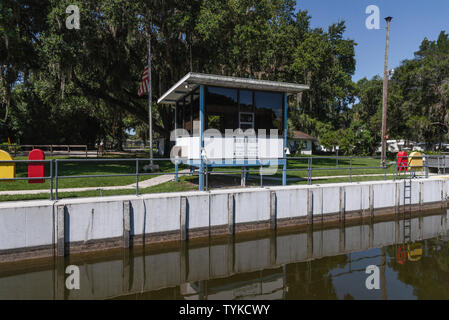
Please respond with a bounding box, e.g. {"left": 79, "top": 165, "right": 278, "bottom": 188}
{"left": 288, "top": 130, "right": 317, "bottom": 155}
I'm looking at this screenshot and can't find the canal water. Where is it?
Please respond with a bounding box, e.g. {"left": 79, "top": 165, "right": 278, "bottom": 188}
{"left": 0, "top": 209, "right": 448, "bottom": 300}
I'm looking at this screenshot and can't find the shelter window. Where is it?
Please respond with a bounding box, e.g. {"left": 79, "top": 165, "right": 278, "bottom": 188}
{"left": 254, "top": 91, "right": 283, "bottom": 134}
{"left": 239, "top": 90, "right": 254, "bottom": 113}
{"left": 206, "top": 86, "right": 238, "bottom": 133}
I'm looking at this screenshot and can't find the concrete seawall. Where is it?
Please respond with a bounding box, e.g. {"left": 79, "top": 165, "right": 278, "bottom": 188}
{"left": 0, "top": 178, "right": 448, "bottom": 262}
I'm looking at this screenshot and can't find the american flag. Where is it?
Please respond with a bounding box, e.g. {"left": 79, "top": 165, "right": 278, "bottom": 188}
{"left": 138, "top": 66, "right": 150, "bottom": 96}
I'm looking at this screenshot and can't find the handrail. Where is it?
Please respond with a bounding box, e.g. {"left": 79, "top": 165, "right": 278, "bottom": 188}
{"left": 0, "top": 154, "right": 446, "bottom": 201}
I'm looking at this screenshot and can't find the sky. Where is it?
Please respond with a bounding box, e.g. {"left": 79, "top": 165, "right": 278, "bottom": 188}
{"left": 295, "top": 0, "right": 449, "bottom": 81}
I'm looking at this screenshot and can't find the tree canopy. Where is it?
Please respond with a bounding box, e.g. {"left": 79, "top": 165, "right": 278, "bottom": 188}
{"left": 1, "top": 0, "right": 448, "bottom": 155}
{"left": 352, "top": 31, "right": 449, "bottom": 153}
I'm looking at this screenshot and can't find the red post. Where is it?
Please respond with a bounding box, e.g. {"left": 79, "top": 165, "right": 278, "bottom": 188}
{"left": 28, "top": 149, "right": 45, "bottom": 183}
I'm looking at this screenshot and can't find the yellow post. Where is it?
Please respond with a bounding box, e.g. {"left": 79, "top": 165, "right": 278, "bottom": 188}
{"left": 0, "top": 150, "right": 15, "bottom": 179}
{"left": 408, "top": 151, "right": 423, "bottom": 171}
{"left": 407, "top": 243, "right": 423, "bottom": 262}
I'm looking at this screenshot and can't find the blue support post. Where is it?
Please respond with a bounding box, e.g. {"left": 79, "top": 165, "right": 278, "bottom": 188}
{"left": 199, "top": 85, "right": 205, "bottom": 190}
{"left": 282, "top": 93, "right": 288, "bottom": 186}
{"left": 174, "top": 101, "right": 179, "bottom": 182}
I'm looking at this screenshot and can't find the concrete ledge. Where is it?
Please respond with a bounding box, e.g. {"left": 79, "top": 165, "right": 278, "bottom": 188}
{"left": 0, "top": 245, "right": 54, "bottom": 264}
{"left": 66, "top": 237, "right": 123, "bottom": 256}
{"left": 209, "top": 224, "right": 230, "bottom": 237}
{"left": 132, "top": 230, "right": 181, "bottom": 246}
{"left": 235, "top": 220, "right": 270, "bottom": 234}
{"left": 277, "top": 216, "right": 309, "bottom": 229}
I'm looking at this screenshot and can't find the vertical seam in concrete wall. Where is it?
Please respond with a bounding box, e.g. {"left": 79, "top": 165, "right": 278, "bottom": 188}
{"left": 441, "top": 180, "right": 446, "bottom": 210}
{"left": 441, "top": 180, "right": 447, "bottom": 209}
{"left": 180, "top": 196, "right": 187, "bottom": 241}
{"left": 228, "top": 193, "right": 234, "bottom": 235}
{"left": 56, "top": 205, "right": 65, "bottom": 257}
{"left": 444, "top": 180, "right": 448, "bottom": 208}
{"left": 339, "top": 187, "right": 345, "bottom": 222}
{"left": 369, "top": 185, "right": 374, "bottom": 218}
{"left": 123, "top": 200, "right": 130, "bottom": 248}
{"left": 208, "top": 193, "right": 211, "bottom": 238}
{"left": 141, "top": 198, "right": 146, "bottom": 240}
{"left": 86, "top": 208, "right": 94, "bottom": 243}
{"left": 320, "top": 188, "right": 324, "bottom": 222}
{"left": 307, "top": 189, "right": 313, "bottom": 225}
{"left": 52, "top": 202, "right": 56, "bottom": 255}
{"left": 360, "top": 186, "right": 363, "bottom": 215}
{"left": 419, "top": 181, "right": 423, "bottom": 209}
{"left": 270, "top": 191, "right": 276, "bottom": 230}
{"left": 395, "top": 182, "right": 399, "bottom": 216}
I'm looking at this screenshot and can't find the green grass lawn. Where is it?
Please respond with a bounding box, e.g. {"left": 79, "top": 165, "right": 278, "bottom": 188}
{"left": 172, "top": 169, "right": 407, "bottom": 189}
{"left": 210, "top": 156, "right": 399, "bottom": 179}
{"left": 0, "top": 154, "right": 186, "bottom": 192}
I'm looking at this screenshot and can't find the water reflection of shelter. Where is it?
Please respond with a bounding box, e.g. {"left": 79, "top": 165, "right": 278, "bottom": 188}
{"left": 180, "top": 268, "right": 286, "bottom": 300}
{"left": 157, "top": 73, "right": 309, "bottom": 190}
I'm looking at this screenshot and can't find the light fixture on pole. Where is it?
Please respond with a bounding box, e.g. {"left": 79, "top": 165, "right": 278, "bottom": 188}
{"left": 336, "top": 145, "right": 339, "bottom": 168}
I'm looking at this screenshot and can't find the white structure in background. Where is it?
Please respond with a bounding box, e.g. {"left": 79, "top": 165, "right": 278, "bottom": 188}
{"left": 316, "top": 145, "right": 339, "bottom": 153}
{"left": 376, "top": 140, "right": 425, "bottom": 153}
{"left": 287, "top": 130, "right": 317, "bottom": 155}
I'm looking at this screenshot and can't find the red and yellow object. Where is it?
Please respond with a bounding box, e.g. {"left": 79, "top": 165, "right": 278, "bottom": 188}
{"left": 397, "top": 151, "right": 408, "bottom": 172}
{"left": 408, "top": 151, "right": 423, "bottom": 171}
{"left": 407, "top": 243, "right": 423, "bottom": 262}
{"left": 28, "top": 149, "right": 45, "bottom": 183}
{"left": 397, "top": 245, "right": 407, "bottom": 265}
{"left": 0, "top": 150, "right": 15, "bottom": 180}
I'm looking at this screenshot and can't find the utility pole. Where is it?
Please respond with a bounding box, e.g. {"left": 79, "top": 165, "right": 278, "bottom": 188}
{"left": 148, "top": 32, "right": 153, "bottom": 166}
{"left": 381, "top": 17, "right": 392, "bottom": 167}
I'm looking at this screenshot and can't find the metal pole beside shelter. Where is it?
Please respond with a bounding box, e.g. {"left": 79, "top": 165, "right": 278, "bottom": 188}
{"left": 148, "top": 32, "right": 153, "bottom": 166}
{"left": 282, "top": 94, "right": 288, "bottom": 186}
{"left": 199, "top": 85, "right": 205, "bottom": 191}
{"left": 174, "top": 101, "right": 179, "bottom": 182}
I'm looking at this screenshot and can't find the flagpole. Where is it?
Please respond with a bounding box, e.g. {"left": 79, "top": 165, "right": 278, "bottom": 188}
{"left": 148, "top": 28, "right": 153, "bottom": 166}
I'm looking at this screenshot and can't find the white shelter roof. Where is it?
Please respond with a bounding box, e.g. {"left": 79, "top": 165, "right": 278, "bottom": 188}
{"left": 157, "top": 72, "right": 309, "bottom": 105}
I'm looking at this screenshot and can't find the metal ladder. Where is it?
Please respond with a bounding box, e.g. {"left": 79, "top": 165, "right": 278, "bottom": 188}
{"left": 403, "top": 178, "right": 412, "bottom": 243}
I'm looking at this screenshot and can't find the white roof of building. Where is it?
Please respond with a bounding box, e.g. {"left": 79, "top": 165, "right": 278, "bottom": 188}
{"left": 157, "top": 72, "right": 309, "bottom": 105}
